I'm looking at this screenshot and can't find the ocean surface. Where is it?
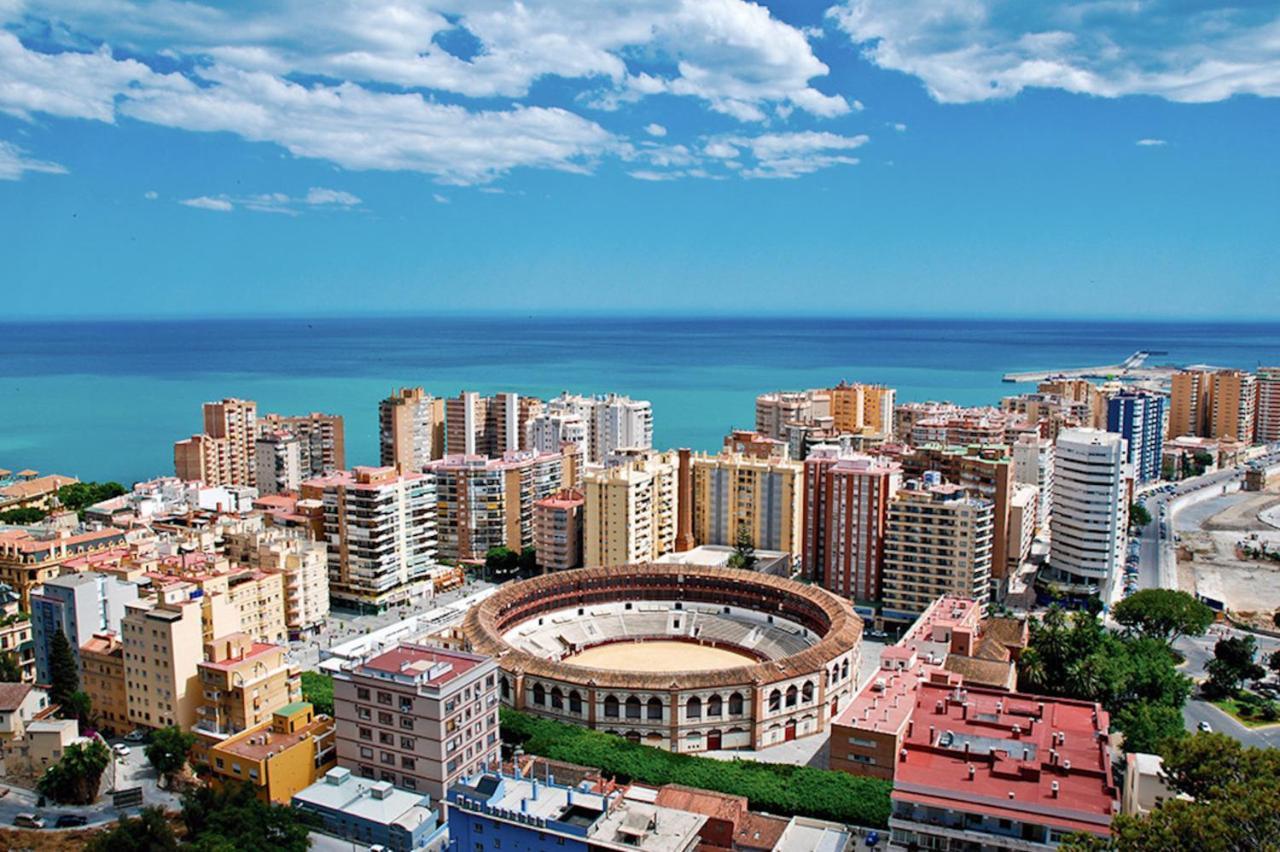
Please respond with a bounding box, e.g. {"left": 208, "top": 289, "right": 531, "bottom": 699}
{"left": 1, "top": 316, "right": 1277, "bottom": 484}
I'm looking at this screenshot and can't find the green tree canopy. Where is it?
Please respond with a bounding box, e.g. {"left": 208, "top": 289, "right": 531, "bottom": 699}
{"left": 1129, "top": 502, "right": 1152, "bottom": 528}
{"left": 48, "top": 628, "right": 80, "bottom": 708}
{"left": 1203, "top": 635, "right": 1266, "bottom": 699}
{"left": 519, "top": 545, "right": 539, "bottom": 575}
{"left": 484, "top": 545, "right": 519, "bottom": 579}
{"left": 36, "top": 739, "right": 110, "bottom": 805}
{"left": 181, "top": 781, "right": 310, "bottom": 852}
{"left": 727, "top": 527, "right": 757, "bottom": 570}
{"left": 63, "top": 689, "right": 93, "bottom": 725}
{"left": 56, "top": 481, "right": 127, "bottom": 516}
{"left": 146, "top": 725, "right": 197, "bottom": 788}
{"left": 86, "top": 807, "right": 179, "bottom": 852}
{"left": 300, "top": 671, "right": 333, "bottom": 716}
{"left": 0, "top": 507, "right": 47, "bottom": 524}
{"left": 1112, "top": 589, "right": 1215, "bottom": 646}
{"left": 0, "top": 651, "right": 23, "bottom": 682}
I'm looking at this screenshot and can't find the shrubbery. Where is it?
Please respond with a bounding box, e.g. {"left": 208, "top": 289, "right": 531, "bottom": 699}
{"left": 501, "top": 708, "right": 891, "bottom": 828}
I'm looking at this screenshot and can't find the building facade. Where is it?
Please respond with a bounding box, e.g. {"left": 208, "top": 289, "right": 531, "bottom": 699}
{"left": 689, "top": 451, "right": 803, "bottom": 556}
{"left": 583, "top": 451, "right": 679, "bottom": 567}
{"left": 254, "top": 431, "right": 303, "bottom": 496}
{"left": 332, "top": 643, "right": 499, "bottom": 800}
{"left": 1106, "top": 391, "right": 1166, "bottom": 484}
{"left": 195, "top": 633, "right": 301, "bottom": 755}
{"left": 209, "top": 701, "right": 336, "bottom": 803}
{"left": 1013, "top": 435, "right": 1054, "bottom": 531}
{"left": 30, "top": 571, "right": 138, "bottom": 683}
{"left": 258, "top": 411, "right": 346, "bottom": 476}
{"left": 533, "top": 489, "right": 585, "bottom": 572}
{"left": 121, "top": 596, "right": 205, "bottom": 730}
{"left": 174, "top": 398, "right": 259, "bottom": 487}
{"left": 1257, "top": 367, "right": 1280, "bottom": 445}
{"left": 81, "top": 632, "right": 127, "bottom": 734}
{"left": 379, "top": 387, "right": 445, "bottom": 473}
{"left": 301, "top": 467, "right": 438, "bottom": 612}
{"left": 1049, "top": 429, "right": 1128, "bottom": 590}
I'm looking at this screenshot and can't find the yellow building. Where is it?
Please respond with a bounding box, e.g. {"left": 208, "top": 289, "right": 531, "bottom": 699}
{"left": 148, "top": 553, "right": 287, "bottom": 644}
{"left": 583, "top": 451, "right": 678, "bottom": 567}
{"left": 193, "top": 633, "right": 301, "bottom": 763}
{"left": 208, "top": 701, "right": 336, "bottom": 803}
{"left": 81, "top": 632, "right": 128, "bottom": 735}
{"left": 121, "top": 596, "right": 204, "bottom": 730}
{"left": 1168, "top": 370, "right": 1212, "bottom": 439}
{"left": 689, "top": 451, "right": 802, "bottom": 557}
{"left": 830, "top": 381, "right": 896, "bottom": 438}
{"left": 1210, "top": 370, "right": 1257, "bottom": 444}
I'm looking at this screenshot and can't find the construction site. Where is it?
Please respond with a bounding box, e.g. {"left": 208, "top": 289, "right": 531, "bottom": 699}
{"left": 1177, "top": 488, "right": 1280, "bottom": 630}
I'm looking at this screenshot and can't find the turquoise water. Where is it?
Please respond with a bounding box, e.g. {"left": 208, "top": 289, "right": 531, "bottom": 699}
{"left": 1, "top": 316, "right": 1276, "bottom": 483}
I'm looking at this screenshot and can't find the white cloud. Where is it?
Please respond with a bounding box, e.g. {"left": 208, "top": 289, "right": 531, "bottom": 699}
{"left": 644, "top": 123, "right": 667, "bottom": 137}
{"left": 180, "top": 195, "right": 233, "bottom": 211}
{"left": 828, "top": 0, "right": 1280, "bottom": 103}
{"left": 0, "top": 140, "right": 67, "bottom": 180}
{"left": 143, "top": 189, "right": 159, "bottom": 199}
{"left": 703, "top": 130, "right": 869, "bottom": 179}
{"left": 891, "top": 122, "right": 907, "bottom": 132}
{"left": 628, "top": 169, "right": 678, "bottom": 181}
{"left": 432, "top": 193, "right": 449, "bottom": 204}
{"left": 1136, "top": 138, "right": 1167, "bottom": 146}
{"left": 305, "top": 186, "right": 362, "bottom": 205}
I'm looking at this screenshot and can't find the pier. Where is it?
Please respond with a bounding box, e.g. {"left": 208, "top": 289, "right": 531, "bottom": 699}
{"left": 1002, "top": 350, "right": 1171, "bottom": 383}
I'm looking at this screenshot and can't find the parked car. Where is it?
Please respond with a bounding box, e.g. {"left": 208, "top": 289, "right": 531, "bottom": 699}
{"left": 112, "top": 743, "right": 131, "bottom": 758}
{"left": 55, "top": 814, "right": 88, "bottom": 828}
{"left": 123, "top": 729, "right": 147, "bottom": 742}
{"left": 13, "top": 813, "right": 46, "bottom": 829}
{"left": 1198, "top": 721, "right": 1213, "bottom": 732}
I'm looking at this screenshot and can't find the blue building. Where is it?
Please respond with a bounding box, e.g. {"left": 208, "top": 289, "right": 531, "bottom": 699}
{"left": 30, "top": 571, "right": 137, "bottom": 683}
{"left": 448, "top": 769, "right": 706, "bottom": 851}
{"left": 292, "top": 767, "right": 448, "bottom": 852}
{"left": 1106, "top": 391, "right": 1167, "bottom": 484}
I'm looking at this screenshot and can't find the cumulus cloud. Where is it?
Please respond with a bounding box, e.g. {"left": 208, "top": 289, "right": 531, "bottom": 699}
{"left": 180, "top": 195, "right": 234, "bottom": 211}
{"left": 0, "top": 140, "right": 67, "bottom": 180}
{"left": 644, "top": 123, "right": 667, "bottom": 137}
{"left": 1136, "top": 138, "right": 1167, "bottom": 146}
{"left": 703, "top": 130, "right": 869, "bottom": 179}
{"left": 304, "top": 187, "right": 362, "bottom": 205}
{"left": 828, "top": 0, "right": 1280, "bottom": 103}
{"left": 143, "top": 189, "right": 159, "bottom": 199}
{"left": 432, "top": 193, "right": 449, "bottom": 204}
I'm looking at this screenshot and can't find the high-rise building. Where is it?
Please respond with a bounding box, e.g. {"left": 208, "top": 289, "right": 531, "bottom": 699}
{"left": 533, "top": 489, "right": 585, "bottom": 572}
{"left": 754, "top": 390, "right": 830, "bottom": 441}
{"left": 831, "top": 382, "right": 895, "bottom": 437}
{"left": 689, "top": 451, "right": 803, "bottom": 556}
{"left": 1049, "top": 429, "right": 1128, "bottom": 589}
{"left": 30, "top": 571, "right": 138, "bottom": 683}
{"left": 254, "top": 430, "right": 303, "bottom": 495}
{"left": 81, "top": 632, "right": 126, "bottom": 734}
{"left": 1168, "top": 370, "right": 1211, "bottom": 439}
{"left": 259, "top": 412, "right": 346, "bottom": 476}
{"left": 332, "top": 643, "right": 499, "bottom": 800}
{"left": 1012, "top": 435, "right": 1054, "bottom": 531}
{"left": 426, "top": 450, "right": 567, "bottom": 562}
{"left": 1007, "top": 483, "right": 1038, "bottom": 572}
{"left": 1211, "top": 370, "right": 1256, "bottom": 444}
{"left": 379, "top": 387, "right": 444, "bottom": 473}
{"left": 174, "top": 398, "right": 258, "bottom": 487}
{"left": 1106, "top": 391, "right": 1166, "bottom": 484}
{"left": 881, "top": 478, "right": 993, "bottom": 622}
{"left": 592, "top": 393, "right": 654, "bottom": 461}
{"left": 583, "top": 451, "right": 679, "bottom": 566}
{"left": 801, "top": 446, "right": 902, "bottom": 604}
{"left": 301, "top": 467, "right": 438, "bottom": 612}
{"left": 249, "top": 533, "right": 331, "bottom": 638}
{"left": 121, "top": 595, "right": 205, "bottom": 730}
{"left": 445, "top": 391, "right": 538, "bottom": 457}
{"left": 194, "top": 632, "right": 301, "bottom": 750}
{"left": 1258, "top": 367, "right": 1280, "bottom": 444}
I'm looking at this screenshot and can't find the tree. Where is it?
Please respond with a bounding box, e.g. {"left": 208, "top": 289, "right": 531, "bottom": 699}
{"left": 300, "top": 671, "right": 333, "bottom": 716}
{"left": 56, "top": 481, "right": 126, "bottom": 518}
{"left": 86, "top": 807, "right": 179, "bottom": 852}
{"left": 519, "top": 545, "right": 539, "bottom": 576}
{"left": 63, "top": 690, "right": 93, "bottom": 725}
{"left": 727, "top": 527, "right": 757, "bottom": 570}
{"left": 1203, "top": 635, "right": 1266, "bottom": 699}
{"left": 1129, "top": 502, "right": 1152, "bottom": 528}
{"left": 0, "top": 507, "right": 46, "bottom": 524}
{"left": 1112, "top": 589, "right": 1215, "bottom": 646}
{"left": 484, "top": 546, "right": 519, "bottom": 580}
{"left": 0, "top": 651, "right": 23, "bottom": 682}
{"left": 181, "top": 781, "right": 310, "bottom": 852}
{"left": 146, "top": 725, "right": 197, "bottom": 788}
{"left": 36, "top": 739, "right": 110, "bottom": 804}
{"left": 48, "top": 628, "right": 80, "bottom": 708}
{"left": 1112, "top": 703, "right": 1185, "bottom": 755}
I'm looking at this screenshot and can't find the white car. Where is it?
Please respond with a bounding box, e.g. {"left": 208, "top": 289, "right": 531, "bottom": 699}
{"left": 113, "top": 743, "right": 131, "bottom": 757}
{"left": 1197, "top": 721, "right": 1212, "bottom": 733}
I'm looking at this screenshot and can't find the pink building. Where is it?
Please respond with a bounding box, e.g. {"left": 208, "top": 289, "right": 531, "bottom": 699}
{"left": 333, "top": 643, "right": 498, "bottom": 800}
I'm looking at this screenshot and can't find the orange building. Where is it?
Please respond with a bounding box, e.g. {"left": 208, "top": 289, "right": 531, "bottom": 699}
{"left": 208, "top": 702, "right": 336, "bottom": 803}
{"left": 81, "top": 632, "right": 127, "bottom": 735}
{"left": 194, "top": 633, "right": 301, "bottom": 757}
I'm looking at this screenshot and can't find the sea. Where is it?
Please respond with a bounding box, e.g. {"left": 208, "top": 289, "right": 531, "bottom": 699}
{"left": 1, "top": 316, "right": 1277, "bottom": 484}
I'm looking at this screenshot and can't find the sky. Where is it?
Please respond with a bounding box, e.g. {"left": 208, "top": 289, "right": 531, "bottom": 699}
{"left": 1, "top": 0, "right": 1278, "bottom": 320}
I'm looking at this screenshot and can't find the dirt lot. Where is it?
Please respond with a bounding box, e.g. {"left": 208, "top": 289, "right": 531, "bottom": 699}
{"left": 1179, "top": 487, "right": 1280, "bottom": 617}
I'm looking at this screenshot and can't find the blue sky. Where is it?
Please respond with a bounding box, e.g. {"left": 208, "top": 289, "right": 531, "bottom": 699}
{"left": 1, "top": 0, "right": 1278, "bottom": 319}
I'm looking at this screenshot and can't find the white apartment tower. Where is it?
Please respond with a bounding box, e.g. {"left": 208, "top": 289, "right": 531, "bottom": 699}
{"left": 1013, "top": 435, "right": 1054, "bottom": 531}
{"left": 1049, "top": 429, "right": 1128, "bottom": 590}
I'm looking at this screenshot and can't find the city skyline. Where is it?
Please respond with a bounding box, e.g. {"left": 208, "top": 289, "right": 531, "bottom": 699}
{"left": 2, "top": 1, "right": 1278, "bottom": 319}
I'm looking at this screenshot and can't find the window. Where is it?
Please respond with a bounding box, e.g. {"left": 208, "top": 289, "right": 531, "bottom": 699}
{"left": 769, "top": 689, "right": 782, "bottom": 712}
{"left": 569, "top": 691, "right": 583, "bottom": 714}
{"left": 400, "top": 697, "right": 413, "bottom": 712}
{"left": 785, "top": 685, "right": 798, "bottom": 708}
{"left": 625, "top": 696, "right": 641, "bottom": 720}
{"left": 357, "top": 687, "right": 370, "bottom": 700}
{"left": 686, "top": 697, "right": 702, "bottom": 719}
{"left": 401, "top": 736, "right": 415, "bottom": 750}
{"left": 550, "top": 687, "right": 564, "bottom": 710}
{"left": 401, "top": 757, "right": 416, "bottom": 771}
{"left": 532, "top": 683, "right": 546, "bottom": 705}
{"left": 729, "top": 693, "right": 744, "bottom": 715}
{"left": 646, "top": 697, "right": 662, "bottom": 721}
{"left": 604, "top": 695, "right": 619, "bottom": 718}
{"left": 359, "top": 727, "right": 372, "bottom": 741}
{"left": 357, "top": 707, "right": 371, "bottom": 720}
{"left": 707, "top": 695, "right": 722, "bottom": 717}
{"left": 377, "top": 691, "right": 392, "bottom": 705}
{"left": 401, "top": 717, "right": 414, "bottom": 730}
{"left": 379, "top": 732, "right": 393, "bottom": 745}
{"left": 378, "top": 711, "right": 393, "bottom": 725}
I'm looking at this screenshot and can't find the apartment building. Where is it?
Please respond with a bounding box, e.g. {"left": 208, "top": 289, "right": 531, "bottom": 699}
{"left": 592, "top": 394, "right": 654, "bottom": 461}
{"left": 174, "top": 397, "right": 258, "bottom": 487}
{"left": 30, "top": 571, "right": 138, "bottom": 683}
{"left": 194, "top": 632, "right": 301, "bottom": 758}
{"left": 1013, "top": 435, "right": 1054, "bottom": 531}
{"left": 583, "top": 451, "right": 679, "bottom": 567}
{"left": 379, "top": 387, "right": 445, "bottom": 473}
{"left": 801, "top": 445, "right": 902, "bottom": 605}
{"left": 427, "top": 450, "right": 567, "bottom": 562}
{"left": 445, "top": 391, "right": 540, "bottom": 457}
{"left": 209, "top": 701, "right": 336, "bottom": 804}
{"left": 1038, "top": 378, "right": 1108, "bottom": 429}
{"left": 1258, "top": 367, "right": 1280, "bottom": 444}
{"left": 333, "top": 643, "right": 499, "bottom": 800}
{"left": 121, "top": 595, "right": 205, "bottom": 730}
{"left": 881, "top": 478, "right": 993, "bottom": 623}
{"left": 722, "top": 429, "right": 790, "bottom": 461}
{"left": 81, "top": 631, "right": 127, "bottom": 735}
{"left": 258, "top": 411, "right": 346, "bottom": 475}
{"left": 254, "top": 430, "right": 303, "bottom": 496}
{"left": 689, "top": 451, "right": 803, "bottom": 556}
{"left": 0, "top": 526, "right": 127, "bottom": 607}
{"left": 533, "top": 489, "right": 585, "bottom": 572}
{"left": 0, "top": 472, "right": 78, "bottom": 513}
{"left": 301, "top": 467, "right": 438, "bottom": 612}
{"left": 0, "top": 583, "right": 36, "bottom": 683}
{"left": 147, "top": 553, "right": 287, "bottom": 644}
{"left": 831, "top": 381, "right": 895, "bottom": 438}
{"left": 251, "top": 535, "right": 330, "bottom": 637}
{"left": 755, "top": 390, "right": 830, "bottom": 441}
{"left": 1049, "top": 429, "right": 1128, "bottom": 590}
{"left": 1106, "top": 391, "right": 1166, "bottom": 484}
{"left": 1007, "top": 484, "right": 1038, "bottom": 572}
{"left": 1211, "top": 370, "right": 1257, "bottom": 444}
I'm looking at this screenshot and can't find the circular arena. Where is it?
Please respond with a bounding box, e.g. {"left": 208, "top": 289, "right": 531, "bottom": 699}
{"left": 462, "top": 563, "right": 861, "bottom": 753}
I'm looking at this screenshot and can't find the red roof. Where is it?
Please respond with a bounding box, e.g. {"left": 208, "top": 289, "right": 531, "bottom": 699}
{"left": 892, "top": 680, "right": 1116, "bottom": 835}
{"left": 358, "top": 643, "right": 484, "bottom": 687}
{"left": 201, "top": 642, "right": 283, "bottom": 671}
